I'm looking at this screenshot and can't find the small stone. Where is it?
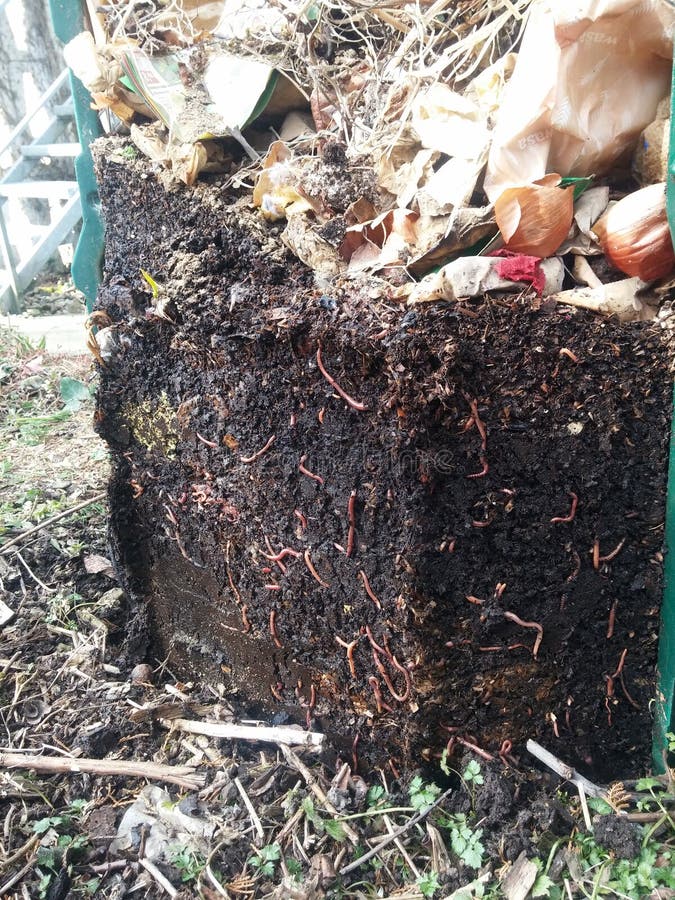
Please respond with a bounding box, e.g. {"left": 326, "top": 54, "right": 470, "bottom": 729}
{"left": 130, "top": 663, "right": 153, "bottom": 684}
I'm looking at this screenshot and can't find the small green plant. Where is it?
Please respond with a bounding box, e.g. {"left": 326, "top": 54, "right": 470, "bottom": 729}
{"left": 438, "top": 813, "right": 484, "bottom": 870}
{"left": 285, "top": 857, "right": 303, "bottom": 881}
{"left": 300, "top": 797, "right": 347, "bottom": 842}
{"left": 33, "top": 801, "right": 91, "bottom": 899}
{"left": 250, "top": 842, "right": 281, "bottom": 878}
{"left": 417, "top": 870, "right": 441, "bottom": 897}
{"left": 366, "top": 784, "right": 386, "bottom": 808}
{"left": 169, "top": 846, "right": 205, "bottom": 882}
{"left": 120, "top": 144, "right": 138, "bottom": 159}
{"left": 408, "top": 776, "right": 441, "bottom": 812}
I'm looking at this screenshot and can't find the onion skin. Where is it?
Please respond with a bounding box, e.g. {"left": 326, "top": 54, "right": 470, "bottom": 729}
{"left": 592, "top": 183, "right": 675, "bottom": 281}
{"left": 495, "top": 175, "right": 574, "bottom": 258}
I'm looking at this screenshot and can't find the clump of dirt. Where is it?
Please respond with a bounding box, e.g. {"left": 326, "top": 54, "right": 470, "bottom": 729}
{"left": 93, "top": 136, "right": 672, "bottom": 784}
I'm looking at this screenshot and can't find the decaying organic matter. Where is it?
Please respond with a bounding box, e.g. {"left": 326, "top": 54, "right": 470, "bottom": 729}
{"left": 94, "top": 139, "right": 672, "bottom": 781}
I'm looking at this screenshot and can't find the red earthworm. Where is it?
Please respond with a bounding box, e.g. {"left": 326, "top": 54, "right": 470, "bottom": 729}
{"left": 262, "top": 547, "right": 302, "bottom": 562}
{"left": 467, "top": 459, "right": 489, "bottom": 480}
{"left": 294, "top": 509, "right": 307, "bottom": 530}
{"left": 503, "top": 611, "right": 543, "bottom": 657}
{"left": 460, "top": 416, "right": 475, "bottom": 434}
{"left": 619, "top": 674, "right": 640, "bottom": 709}
{"left": 372, "top": 650, "right": 410, "bottom": 703}
{"left": 566, "top": 550, "right": 581, "bottom": 582}
{"left": 500, "top": 488, "right": 516, "bottom": 497}
{"left": 498, "top": 740, "right": 513, "bottom": 764}
{"left": 173, "top": 530, "right": 191, "bottom": 561}
{"left": 445, "top": 639, "right": 472, "bottom": 648}
{"left": 359, "top": 570, "right": 382, "bottom": 608}
{"left": 466, "top": 595, "right": 484, "bottom": 605}
{"left": 388, "top": 758, "right": 400, "bottom": 780}
{"left": 196, "top": 432, "right": 218, "bottom": 448}
{"left": 261, "top": 566, "right": 272, "bottom": 574}
{"left": 306, "top": 684, "right": 316, "bottom": 728}
{"left": 316, "top": 344, "right": 368, "bottom": 411}
{"left": 559, "top": 347, "right": 579, "bottom": 364}
{"left": 177, "top": 492, "right": 188, "bottom": 504}
{"left": 612, "top": 648, "right": 628, "bottom": 679}
{"left": 551, "top": 492, "right": 578, "bottom": 524}
{"left": 599, "top": 538, "right": 626, "bottom": 564}
{"left": 289, "top": 412, "right": 297, "bottom": 427}
{"left": 471, "top": 515, "right": 494, "bottom": 528}
{"left": 164, "top": 504, "right": 179, "bottom": 527}
{"left": 318, "top": 407, "right": 326, "bottom": 424}
{"left": 299, "top": 455, "right": 324, "bottom": 485}
{"left": 270, "top": 683, "right": 284, "bottom": 702}
{"left": 464, "top": 396, "right": 487, "bottom": 450}
{"left": 507, "top": 643, "right": 530, "bottom": 652}
{"left": 592, "top": 539, "right": 600, "bottom": 570}
{"left": 241, "top": 434, "right": 276, "bottom": 464}
{"left": 447, "top": 538, "right": 456, "bottom": 553}
{"left": 130, "top": 480, "right": 144, "bottom": 498}
{"left": 550, "top": 713, "right": 560, "bottom": 739}
{"left": 479, "top": 646, "right": 502, "bottom": 652}
{"left": 456, "top": 736, "right": 494, "bottom": 762}
{"left": 304, "top": 549, "right": 330, "bottom": 588}
{"left": 346, "top": 489, "right": 357, "bottom": 557}
{"left": 351, "top": 733, "right": 360, "bottom": 774}
{"left": 264, "top": 535, "right": 287, "bottom": 575}
{"left": 368, "top": 676, "right": 393, "bottom": 713}
{"left": 269, "top": 610, "right": 283, "bottom": 648}
{"left": 364, "top": 624, "right": 388, "bottom": 656}
{"left": 241, "top": 605, "right": 251, "bottom": 633}
{"left": 335, "top": 636, "right": 359, "bottom": 679}
{"left": 565, "top": 697, "right": 573, "bottom": 730}
{"left": 334, "top": 542, "right": 346, "bottom": 553}
{"left": 607, "top": 602, "right": 617, "bottom": 639}
{"left": 225, "top": 542, "right": 242, "bottom": 605}
{"left": 265, "top": 583, "right": 281, "bottom": 591}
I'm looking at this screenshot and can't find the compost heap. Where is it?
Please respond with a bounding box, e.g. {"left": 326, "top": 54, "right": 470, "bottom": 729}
{"left": 85, "top": 0, "right": 675, "bottom": 779}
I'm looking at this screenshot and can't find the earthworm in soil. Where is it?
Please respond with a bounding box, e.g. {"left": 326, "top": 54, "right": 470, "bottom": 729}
{"left": 467, "top": 459, "right": 489, "bottom": 480}
{"left": 265, "top": 536, "right": 287, "bottom": 575}
{"left": 262, "top": 547, "right": 302, "bottom": 562}
{"left": 270, "top": 610, "right": 284, "bottom": 650}
{"left": 294, "top": 509, "right": 308, "bottom": 530}
{"left": 359, "top": 570, "right": 382, "bottom": 608}
{"left": 598, "top": 538, "right": 626, "bottom": 564}
{"left": 551, "top": 492, "right": 578, "bottom": 524}
{"left": 241, "top": 434, "right": 276, "bottom": 464}
{"left": 503, "top": 611, "right": 543, "bottom": 657}
{"left": 241, "top": 605, "right": 251, "bottom": 633}
{"left": 270, "top": 682, "right": 284, "bottom": 702}
{"left": 607, "top": 602, "right": 617, "bottom": 639}
{"left": 335, "top": 636, "right": 359, "bottom": 679}
{"left": 299, "top": 455, "right": 324, "bottom": 485}
{"left": 346, "top": 489, "right": 357, "bottom": 557}
{"left": 316, "top": 344, "right": 368, "bottom": 411}
{"left": 196, "top": 432, "right": 218, "bottom": 448}
{"left": 368, "top": 676, "right": 393, "bottom": 714}
{"left": 304, "top": 549, "right": 330, "bottom": 588}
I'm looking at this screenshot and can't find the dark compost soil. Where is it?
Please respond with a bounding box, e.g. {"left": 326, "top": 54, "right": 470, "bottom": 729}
{"left": 93, "top": 137, "right": 672, "bottom": 784}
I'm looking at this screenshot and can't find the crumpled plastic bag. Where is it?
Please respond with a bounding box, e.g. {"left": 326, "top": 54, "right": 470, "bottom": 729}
{"left": 484, "top": 0, "right": 675, "bottom": 201}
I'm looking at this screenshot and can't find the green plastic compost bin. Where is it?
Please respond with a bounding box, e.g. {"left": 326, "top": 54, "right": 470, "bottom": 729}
{"left": 656, "top": 59, "right": 675, "bottom": 772}
{"left": 49, "top": 0, "right": 104, "bottom": 311}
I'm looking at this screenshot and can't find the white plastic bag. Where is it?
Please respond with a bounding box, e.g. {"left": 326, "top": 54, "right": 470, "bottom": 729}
{"left": 484, "top": 0, "right": 675, "bottom": 201}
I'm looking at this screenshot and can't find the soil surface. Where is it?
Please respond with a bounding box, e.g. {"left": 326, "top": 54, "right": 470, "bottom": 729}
{"left": 93, "top": 137, "right": 672, "bottom": 786}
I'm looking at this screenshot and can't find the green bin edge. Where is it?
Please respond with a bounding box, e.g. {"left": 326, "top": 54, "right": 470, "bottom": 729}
{"left": 657, "top": 53, "right": 675, "bottom": 772}
{"left": 49, "top": 0, "right": 104, "bottom": 312}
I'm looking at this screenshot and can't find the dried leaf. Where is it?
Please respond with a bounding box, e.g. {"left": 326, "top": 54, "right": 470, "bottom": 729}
{"left": 84, "top": 554, "right": 115, "bottom": 577}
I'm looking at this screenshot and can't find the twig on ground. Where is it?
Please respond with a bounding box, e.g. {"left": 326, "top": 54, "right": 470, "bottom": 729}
{"left": 234, "top": 776, "right": 264, "bottom": 842}
{"left": 0, "top": 751, "right": 203, "bottom": 790}
{"left": 339, "top": 787, "right": 453, "bottom": 875}
{"left": 0, "top": 833, "right": 39, "bottom": 872}
{"left": 0, "top": 857, "right": 36, "bottom": 895}
{"left": 140, "top": 857, "right": 178, "bottom": 897}
{"left": 159, "top": 718, "right": 324, "bottom": 748}
{"left": 577, "top": 782, "right": 592, "bottom": 831}
{"left": 13, "top": 550, "right": 56, "bottom": 593}
{"left": 278, "top": 743, "right": 360, "bottom": 845}
{"left": 0, "top": 492, "right": 107, "bottom": 555}
{"left": 383, "top": 813, "right": 420, "bottom": 877}
{"left": 526, "top": 740, "right": 604, "bottom": 798}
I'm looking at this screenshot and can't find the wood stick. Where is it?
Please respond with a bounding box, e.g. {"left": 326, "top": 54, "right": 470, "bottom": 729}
{"left": 0, "top": 492, "right": 107, "bottom": 555}
{"left": 160, "top": 718, "right": 324, "bottom": 749}
{"left": 140, "top": 857, "right": 178, "bottom": 897}
{"left": 278, "top": 743, "right": 359, "bottom": 846}
{"left": 339, "top": 787, "right": 453, "bottom": 875}
{"left": 0, "top": 751, "right": 203, "bottom": 790}
{"left": 526, "top": 740, "right": 604, "bottom": 798}
{"left": 234, "top": 776, "right": 264, "bottom": 842}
